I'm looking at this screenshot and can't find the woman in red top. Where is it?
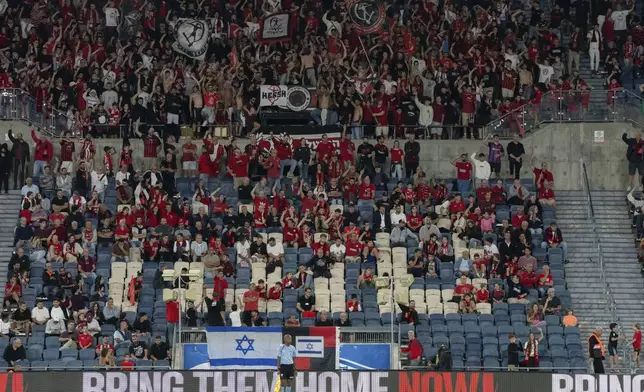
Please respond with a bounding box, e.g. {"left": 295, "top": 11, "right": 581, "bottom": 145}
{"left": 4, "top": 276, "right": 21, "bottom": 309}
{"left": 449, "top": 194, "right": 465, "bottom": 214}
{"left": 211, "top": 194, "right": 228, "bottom": 215}
{"left": 47, "top": 235, "right": 64, "bottom": 263}
{"left": 606, "top": 72, "right": 621, "bottom": 105}
{"left": 267, "top": 282, "right": 283, "bottom": 301}
{"left": 402, "top": 183, "right": 416, "bottom": 205}
{"left": 390, "top": 140, "right": 404, "bottom": 180}
{"left": 407, "top": 206, "right": 423, "bottom": 232}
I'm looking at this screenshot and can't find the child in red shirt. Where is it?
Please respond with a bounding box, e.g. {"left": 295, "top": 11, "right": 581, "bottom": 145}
{"left": 476, "top": 283, "right": 490, "bottom": 303}
{"left": 493, "top": 283, "right": 505, "bottom": 303}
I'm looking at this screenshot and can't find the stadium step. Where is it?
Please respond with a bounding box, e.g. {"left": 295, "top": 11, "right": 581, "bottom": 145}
{"left": 0, "top": 192, "right": 22, "bottom": 308}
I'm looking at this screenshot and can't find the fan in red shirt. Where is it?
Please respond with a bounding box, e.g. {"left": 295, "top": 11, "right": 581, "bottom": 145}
{"left": 449, "top": 195, "right": 466, "bottom": 214}
{"left": 339, "top": 134, "right": 356, "bottom": 167}
{"left": 633, "top": 325, "right": 642, "bottom": 363}
{"left": 532, "top": 160, "right": 554, "bottom": 189}
{"left": 358, "top": 176, "right": 375, "bottom": 201}
{"left": 267, "top": 282, "right": 282, "bottom": 300}
{"left": 227, "top": 149, "right": 249, "bottom": 188}
{"left": 400, "top": 331, "right": 423, "bottom": 364}
{"left": 454, "top": 276, "right": 474, "bottom": 298}
{"left": 407, "top": 206, "right": 423, "bottom": 231}
{"left": 316, "top": 134, "right": 335, "bottom": 165}
{"left": 476, "top": 284, "right": 490, "bottom": 303}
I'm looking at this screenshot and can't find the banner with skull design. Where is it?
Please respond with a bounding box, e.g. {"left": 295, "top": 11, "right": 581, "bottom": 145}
{"left": 172, "top": 19, "right": 210, "bottom": 60}
{"left": 345, "top": 0, "right": 385, "bottom": 35}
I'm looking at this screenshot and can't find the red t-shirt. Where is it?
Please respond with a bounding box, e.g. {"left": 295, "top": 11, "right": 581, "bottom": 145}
{"left": 78, "top": 333, "right": 93, "bottom": 348}
{"left": 265, "top": 156, "right": 281, "bottom": 179}
{"left": 316, "top": 141, "right": 334, "bottom": 163}
{"left": 391, "top": 148, "right": 403, "bottom": 163}
{"left": 476, "top": 289, "right": 489, "bottom": 303}
{"left": 462, "top": 93, "right": 476, "bottom": 114}
{"left": 634, "top": 330, "right": 642, "bottom": 349}
{"left": 232, "top": 155, "right": 249, "bottom": 177}
{"left": 455, "top": 161, "right": 473, "bottom": 180}
{"left": 454, "top": 283, "right": 474, "bottom": 295}
{"left": 345, "top": 240, "right": 362, "bottom": 257}
{"left": 283, "top": 227, "right": 298, "bottom": 242}
{"left": 243, "top": 290, "right": 259, "bottom": 311}
{"left": 166, "top": 301, "right": 179, "bottom": 323}
{"left": 359, "top": 183, "right": 375, "bottom": 200}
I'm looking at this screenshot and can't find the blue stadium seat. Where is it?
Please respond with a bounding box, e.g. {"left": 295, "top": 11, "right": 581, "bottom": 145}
{"left": 482, "top": 326, "right": 498, "bottom": 337}
{"left": 79, "top": 349, "right": 96, "bottom": 360}
{"left": 65, "top": 360, "right": 83, "bottom": 370}
{"left": 27, "top": 346, "right": 43, "bottom": 361}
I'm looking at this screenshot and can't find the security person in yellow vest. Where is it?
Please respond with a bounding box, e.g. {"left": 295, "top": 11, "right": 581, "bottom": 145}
{"left": 589, "top": 327, "right": 606, "bottom": 374}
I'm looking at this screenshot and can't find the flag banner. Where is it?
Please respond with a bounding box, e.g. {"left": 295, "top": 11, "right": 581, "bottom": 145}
{"left": 284, "top": 327, "right": 337, "bottom": 371}
{"left": 256, "top": 128, "right": 342, "bottom": 151}
{"left": 346, "top": 0, "right": 385, "bottom": 35}
{"left": 259, "top": 12, "right": 292, "bottom": 43}
{"left": 260, "top": 85, "right": 288, "bottom": 107}
{"left": 172, "top": 19, "right": 210, "bottom": 60}
{"left": 296, "top": 336, "right": 324, "bottom": 358}
{"left": 206, "top": 327, "right": 283, "bottom": 369}
{"left": 339, "top": 343, "right": 391, "bottom": 370}
{"left": 117, "top": 1, "right": 140, "bottom": 39}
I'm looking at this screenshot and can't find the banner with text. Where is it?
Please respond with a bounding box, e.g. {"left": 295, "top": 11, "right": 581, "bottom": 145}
{"left": 0, "top": 370, "right": 560, "bottom": 392}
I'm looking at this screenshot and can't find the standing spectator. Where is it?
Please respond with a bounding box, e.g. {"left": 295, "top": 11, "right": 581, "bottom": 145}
{"left": 404, "top": 135, "right": 420, "bottom": 179}
{"left": 143, "top": 130, "right": 161, "bottom": 170}
{"left": 507, "top": 135, "right": 526, "bottom": 180}
{"left": 633, "top": 324, "right": 642, "bottom": 368}
{"left": 589, "top": 328, "right": 606, "bottom": 374}
{"left": 401, "top": 330, "right": 423, "bottom": 366}
{"left": 31, "top": 129, "right": 53, "bottom": 178}
{"left": 622, "top": 131, "right": 644, "bottom": 191}
{"left": 507, "top": 334, "right": 523, "bottom": 370}
{"left": 0, "top": 144, "right": 11, "bottom": 194}
{"left": 8, "top": 130, "right": 29, "bottom": 190}
{"left": 452, "top": 154, "right": 473, "bottom": 196}
{"left": 485, "top": 134, "right": 505, "bottom": 179}
{"left": 470, "top": 153, "right": 491, "bottom": 188}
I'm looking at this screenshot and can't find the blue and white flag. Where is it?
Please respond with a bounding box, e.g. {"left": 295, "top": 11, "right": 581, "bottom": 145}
{"left": 295, "top": 336, "right": 324, "bottom": 358}
{"left": 206, "top": 327, "right": 282, "bottom": 369}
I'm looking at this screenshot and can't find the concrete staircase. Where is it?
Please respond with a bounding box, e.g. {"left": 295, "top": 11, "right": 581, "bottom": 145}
{"left": 591, "top": 190, "right": 644, "bottom": 329}
{"left": 0, "top": 191, "right": 23, "bottom": 308}
{"left": 555, "top": 190, "right": 612, "bottom": 338}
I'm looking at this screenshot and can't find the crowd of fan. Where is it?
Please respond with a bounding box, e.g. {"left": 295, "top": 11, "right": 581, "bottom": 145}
{"left": 0, "top": 121, "right": 586, "bottom": 369}
{"left": 1, "top": 0, "right": 644, "bottom": 139}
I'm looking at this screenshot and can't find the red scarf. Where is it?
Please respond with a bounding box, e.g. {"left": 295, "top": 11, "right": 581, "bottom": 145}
{"left": 524, "top": 340, "right": 539, "bottom": 364}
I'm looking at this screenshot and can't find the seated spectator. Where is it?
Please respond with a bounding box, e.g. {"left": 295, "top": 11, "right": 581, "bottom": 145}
{"left": 297, "top": 288, "right": 316, "bottom": 316}
{"left": 459, "top": 293, "right": 477, "bottom": 314}
{"left": 542, "top": 288, "right": 562, "bottom": 315}
{"left": 129, "top": 334, "right": 149, "bottom": 360}
{"left": 113, "top": 320, "right": 132, "bottom": 348}
{"left": 563, "top": 309, "right": 579, "bottom": 327}
{"left": 454, "top": 251, "right": 473, "bottom": 279}
{"left": 96, "top": 336, "right": 115, "bottom": 360}
{"left": 507, "top": 275, "right": 530, "bottom": 305}
{"left": 527, "top": 303, "right": 546, "bottom": 327}
{"left": 335, "top": 312, "right": 352, "bottom": 327}
{"left": 390, "top": 221, "right": 418, "bottom": 248}
{"left": 306, "top": 248, "right": 332, "bottom": 279}
{"left": 247, "top": 310, "right": 267, "bottom": 327}
{"left": 347, "top": 294, "right": 362, "bottom": 312}
{"left": 133, "top": 313, "right": 152, "bottom": 335}
{"left": 407, "top": 249, "right": 427, "bottom": 278}
{"left": 507, "top": 179, "right": 530, "bottom": 205}
{"left": 329, "top": 238, "right": 346, "bottom": 263}
{"left": 12, "top": 303, "right": 31, "bottom": 335}
{"left": 518, "top": 247, "right": 538, "bottom": 272}
{"left": 295, "top": 265, "right": 312, "bottom": 289}
{"left": 3, "top": 276, "right": 22, "bottom": 310}
{"left": 2, "top": 338, "right": 26, "bottom": 370}
{"left": 541, "top": 222, "right": 568, "bottom": 262}
{"left": 476, "top": 284, "right": 490, "bottom": 303}
{"left": 285, "top": 314, "right": 301, "bottom": 327}
{"left": 539, "top": 182, "right": 557, "bottom": 208}
{"left": 59, "top": 321, "right": 78, "bottom": 350}
{"left": 229, "top": 304, "right": 242, "bottom": 328}
{"left": 437, "top": 236, "right": 455, "bottom": 263}
{"left": 356, "top": 267, "right": 375, "bottom": 289}
{"left": 453, "top": 276, "right": 475, "bottom": 304}
{"left": 266, "top": 237, "right": 284, "bottom": 274}
{"left": 537, "top": 266, "right": 554, "bottom": 298}
{"left": 110, "top": 238, "right": 130, "bottom": 263}
{"left": 150, "top": 336, "right": 170, "bottom": 361}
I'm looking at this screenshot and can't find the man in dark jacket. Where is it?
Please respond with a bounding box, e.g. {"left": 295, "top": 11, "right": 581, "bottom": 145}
{"left": 404, "top": 134, "right": 420, "bottom": 178}
{"left": 7, "top": 130, "right": 29, "bottom": 190}
{"left": 294, "top": 138, "right": 311, "bottom": 181}
{"left": 623, "top": 131, "right": 644, "bottom": 191}
{"left": 0, "top": 144, "right": 11, "bottom": 194}
{"left": 507, "top": 333, "right": 523, "bottom": 369}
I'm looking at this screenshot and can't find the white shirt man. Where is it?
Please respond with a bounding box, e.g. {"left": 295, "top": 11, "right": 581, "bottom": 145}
{"left": 390, "top": 208, "right": 407, "bottom": 225}
{"left": 470, "top": 153, "right": 491, "bottom": 183}
{"left": 31, "top": 305, "right": 50, "bottom": 324}
{"left": 191, "top": 239, "right": 208, "bottom": 259}
{"left": 91, "top": 169, "right": 108, "bottom": 195}
{"left": 330, "top": 242, "right": 346, "bottom": 260}
{"left": 45, "top": 303, "right": 66, "bottom": 334}
{"left": 267, "top": 241, "right": 284, "bottom": 258}
{"left": 0, "top": 318, "right": 10, "bottom": 335}
{"left": 115, "top": 169, "right": 130, "bottom": 185}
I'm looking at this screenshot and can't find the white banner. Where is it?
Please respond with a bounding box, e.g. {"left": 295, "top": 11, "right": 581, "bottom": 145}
{"left": 260, "top": 12, "right": 291, "bottom": 42}
{"left": 172, "top": 19, "right": 209, "bottom": 60}
{"left": 259, "top": 85, "right": 288, "bottom": 107}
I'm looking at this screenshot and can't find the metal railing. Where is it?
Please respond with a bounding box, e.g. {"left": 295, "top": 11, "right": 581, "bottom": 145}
{"left": 400, "top": 364, "right": 588, "bottom": 372}
{"left": 486, "top": 89, "right": 644, "bottom": 135}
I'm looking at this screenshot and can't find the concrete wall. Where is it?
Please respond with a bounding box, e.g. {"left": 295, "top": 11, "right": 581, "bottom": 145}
{"left": 0, "top": 121, "right": 634, "bottom": 190}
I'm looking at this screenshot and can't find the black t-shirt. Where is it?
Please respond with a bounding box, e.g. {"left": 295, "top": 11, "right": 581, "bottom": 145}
{"left": 129, "top": 341, "right": 148, "bottom": 359}
{"left": 315, "top": 318, "right": 334, "bottom": 327}
{"left": 609, "top": 331, "right": 618, "bottom": 347}
{"left": 51, "top": 196, "right": 69, "bottom": 208}
{"left": 205, "top": 297, "right": 225, "bottom": 326}
{"left": 13, "top": 309, "right": 31, "bottom": 322}
{"left": 150, "top": 342, "right": 169, "bottom": 360}
{"left": 298, "top": 295, "right": 315, "bottom": 311}
{"left": 237, "top": 185, "right": 253, "bottom": 201}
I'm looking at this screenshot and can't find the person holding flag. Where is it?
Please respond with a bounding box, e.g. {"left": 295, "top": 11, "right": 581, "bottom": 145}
{"left": 277, "top": 334, "right": 297, "bottom": 392}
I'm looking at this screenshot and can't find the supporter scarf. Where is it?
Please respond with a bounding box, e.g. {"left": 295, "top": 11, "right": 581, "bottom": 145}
{"left": 524, "top": 340, "right": 539, "bottom": 364}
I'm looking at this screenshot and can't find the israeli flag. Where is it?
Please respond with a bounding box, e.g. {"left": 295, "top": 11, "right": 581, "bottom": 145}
{"left": 206, "top": 327, "right": 282, "bottom": 369}
{"left": 295, "top": 336, "right": 324, "bottom": 358}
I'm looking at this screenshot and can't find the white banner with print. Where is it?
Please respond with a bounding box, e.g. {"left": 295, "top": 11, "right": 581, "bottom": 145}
{"left": 172, "top": 19, "right": 209, "bottom": 60}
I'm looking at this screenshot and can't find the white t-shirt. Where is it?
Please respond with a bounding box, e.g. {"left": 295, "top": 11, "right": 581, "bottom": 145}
{"left": 538, "top": 65, "right": 554, "bottom": 84}
{"left": 382, "top": 80, "right": 398, "bottom": 95}
{"left": 267, "top": 242, "right": 284, "bottom": 257}
{"left": 390, "top": 211, "right": 407, "bottom": 225}
{"left": 230, "top": 311, "right": 242, "bottom": 327}
{"left": 611, "top": 10, "right": 629, "bottom": 31}
{"left": 504, "top": 53, "right": 519, "bottom": 70}
{"left": 191, "top": 241, "right": 208, "bottom": 257}
{"left": 105, "top": 7, "right": 120, "bottom": 27}
{"left": 31, "top": 307, "right": 50, "bottom": 323}
{"left": 330, "top": 244, "right": 346, "bottom": 258}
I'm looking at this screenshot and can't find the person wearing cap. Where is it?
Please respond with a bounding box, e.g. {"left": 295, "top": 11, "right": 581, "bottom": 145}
{"left": 541, "top": 221, "right": 568, "bottom": 262}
